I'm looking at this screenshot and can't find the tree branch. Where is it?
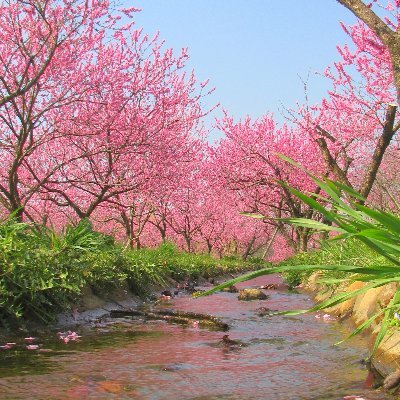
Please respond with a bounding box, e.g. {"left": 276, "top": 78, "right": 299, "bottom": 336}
{"left": 359, "top": 104, "right": 397, "bottom": 199}
{"left": 315, "top": 136, "right": 354, "bottom": 188}
{"left": 336, "top": 0, "right": 395, "bottom": 45}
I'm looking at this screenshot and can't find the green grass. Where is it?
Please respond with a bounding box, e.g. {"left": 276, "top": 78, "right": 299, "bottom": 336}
{"left": 282, "top": 238, "right": 393, "bottom": 288}
{"left": 131, "top": 241, "right": 259, "bottom": 282}
{"left": 0, "top": 217, "right": 259, "bottom": 327}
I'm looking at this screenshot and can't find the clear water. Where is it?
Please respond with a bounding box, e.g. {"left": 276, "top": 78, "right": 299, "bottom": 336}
{"left": 0, "top": 275, "right": 394, "bottom": 399}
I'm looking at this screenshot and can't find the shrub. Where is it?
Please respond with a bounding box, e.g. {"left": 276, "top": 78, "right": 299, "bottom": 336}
{"left": 0, "top": 220, "right": 259, "bottom": 326}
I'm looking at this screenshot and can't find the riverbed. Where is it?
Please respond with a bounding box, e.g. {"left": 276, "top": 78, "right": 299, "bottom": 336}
{"left": 0, "top": 275, "right": 394, "bottom": 399}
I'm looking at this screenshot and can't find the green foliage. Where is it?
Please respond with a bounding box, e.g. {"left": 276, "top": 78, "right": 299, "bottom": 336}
{"left": 200, "top": 157, "right": 400, "bottom": 356}
{"left": 282, "top": 239, "right": 391, "bottom": 288}
{"left": 0, "top": 218, "right": 90, "bottom": 326}
{"left": 126, "top": 241, "right": 260, "bottom": 282}
{"left": 0, "top": 220, "right": 257, "bottom": 327}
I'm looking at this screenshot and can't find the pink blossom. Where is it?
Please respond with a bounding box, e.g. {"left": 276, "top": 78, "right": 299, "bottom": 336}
{"left": 58, "top": 331, "right": 82, "bottom": 343}
{"left": 26, "top": 345, "right": 40, "bottom": 350}
{"left": 0, "top": 343, "right": 15, "bottom": 350}
{"left": 343, "top": 396, "right": 367, "bottom": 400}
{"left": 315, "top": 313, "right": 337, "bottom": 322}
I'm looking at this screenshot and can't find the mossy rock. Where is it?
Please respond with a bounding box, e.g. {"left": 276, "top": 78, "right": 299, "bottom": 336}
{"left": 221, "top": 285, "right": 239, "bottom": 293}
{"left": 238, "top": 288, "right": 268, "bottom": 301}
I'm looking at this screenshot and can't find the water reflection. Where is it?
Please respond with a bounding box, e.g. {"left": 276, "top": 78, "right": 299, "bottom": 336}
{"left": 0, "top": 275, "right": 394, "bottom": 399}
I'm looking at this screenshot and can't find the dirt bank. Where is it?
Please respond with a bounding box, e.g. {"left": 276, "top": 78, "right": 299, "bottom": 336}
{"left": 57, "top": 282, "right": 144, "bottom": 327}
{"left": 302, "top": 272, "right": 400, "bottom": 379}
{"left": 56, "top": 274, "right": 219, "bottom": 328}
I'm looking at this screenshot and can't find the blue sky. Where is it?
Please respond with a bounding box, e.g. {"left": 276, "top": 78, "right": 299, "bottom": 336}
{"left": 129, "top": 1, "right": 357, "bottom": 138}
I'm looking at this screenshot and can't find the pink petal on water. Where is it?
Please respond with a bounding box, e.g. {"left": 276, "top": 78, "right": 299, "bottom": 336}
{"left": 322, "top": 313, "right": 337, "bottom": 322}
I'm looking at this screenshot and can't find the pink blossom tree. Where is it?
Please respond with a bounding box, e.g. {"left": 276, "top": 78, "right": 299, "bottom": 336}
{"left": 0, "top": 0, "right": 139, "bottom": 221}
{"left": 213, "top": 113, "right": 324, "bottom": 253}
{"left": 292, "top": 14, "right": 400, "bottom": 202}
{"left": 0, "top": 1, "right": 212, "bottom": 230}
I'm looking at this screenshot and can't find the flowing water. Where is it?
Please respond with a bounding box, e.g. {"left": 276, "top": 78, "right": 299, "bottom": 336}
{"left": 0, "top": 275, "right": 395, "bottom": 399}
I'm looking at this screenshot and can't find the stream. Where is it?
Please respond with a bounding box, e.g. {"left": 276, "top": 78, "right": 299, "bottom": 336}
{"left": 0, "top": 275, "right": 395, "bottom": 399}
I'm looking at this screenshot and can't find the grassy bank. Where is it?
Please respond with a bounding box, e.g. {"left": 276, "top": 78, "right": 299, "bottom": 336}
{"left": 282, "top": 238, "right": 394, "bottom": 289}
{"left": 0, "top": 218, "right": 261, "bottom": 327}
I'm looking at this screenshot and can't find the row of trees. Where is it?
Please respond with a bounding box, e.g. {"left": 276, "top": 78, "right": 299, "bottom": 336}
{"left": 1, "top": 0, "right": 400, "bottom": 261}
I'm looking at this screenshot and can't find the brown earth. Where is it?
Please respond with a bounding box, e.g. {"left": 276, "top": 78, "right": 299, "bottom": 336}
{"left": 303, "top": 272, "right": 400, "bottom": 378}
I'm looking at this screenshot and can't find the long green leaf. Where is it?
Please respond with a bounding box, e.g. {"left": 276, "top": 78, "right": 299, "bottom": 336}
{"left": 335, "top": 308, "right": 386, "bottom": 345}
{"left": 240, "top": 212, "right": 265, "bottom": 219}
{"left": 371, "top": 287, "right": 400, "bottom": 355}
{"left": 330, "top": 180, "right": 365, "bottom": 201}
{"left": 356, "top": 205, "right": 400, "bottom": 235}
{"left": 353, "top": 229, "right": 399, "bottom": 242}
{"left": 283, "top": 185, "right": 335, "bottom": 220}
{"left": 197, "top": 264, "right": 400, "bottom": 299}
{"left": 265, "top": 278, "right": 400, "bottom": 319}
{"left": 276, "top": 153, "right": 341, "bottom": 202}
{"left": 281, "top": 218, "right": 347, "bottom": 233}
{"left": 279, "top": 278, "right": 400, "bottom": 316}
{"left": 355, "top": 236, "right": 400, "bottom": 266}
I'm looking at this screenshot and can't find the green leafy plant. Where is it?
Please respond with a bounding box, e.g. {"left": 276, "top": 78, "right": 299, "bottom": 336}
{"left": 0, "top": 217, "right": 260, "bottom": 327}
{"left": 282, "top": 238, "right": 390, "bottom": 289}
{"left": 199, "top": 156, "right": 400, "bottom": 356}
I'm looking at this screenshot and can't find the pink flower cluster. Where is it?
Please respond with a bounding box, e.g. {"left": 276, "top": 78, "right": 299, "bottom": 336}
{"left": 26, "top": 344, "right": 40, "bottom": 350}
{"left": 315, "top": 313, "right": 337, "bottom": 322}
{"left": 0, "top": 337, "right": 41, "bottom": 350}
{"left": 57, "top": 331, "right": 82, "bottom": 344}
{"left": 24, "top": 337, "right": 39, "bottom": 350}
{"left": 192, "top": 321, "right": 199, "bottom": 328}
{"left": 0, "top": 342, "right": 16, "bottom": 350}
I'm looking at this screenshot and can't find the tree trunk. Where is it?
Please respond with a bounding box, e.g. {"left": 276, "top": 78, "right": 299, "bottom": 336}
{"left": 315, "top": 137, "right": 353, "bottom": 188}
{"left": 206, "top": 239, "right": 213, "bottom": 255}
{"left": 359, "top": 104, "right": 397, "bottom": 199}
{"left": 262, "top": 226, "right": 279, "bottom": 259}
{"left": 299, "top": 234, "right": 309, "bottom": 253}
{"left": 242, "top": 235, "right": 256, "bottom": 261}
{"left": 316, "top": 104, "right": 397, "bottom": 203}
{"left": 185, "top": 235, "right": 192, "bottom": 253}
